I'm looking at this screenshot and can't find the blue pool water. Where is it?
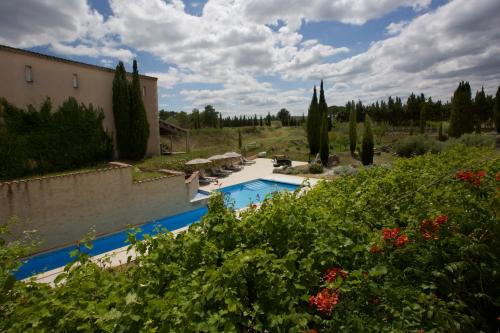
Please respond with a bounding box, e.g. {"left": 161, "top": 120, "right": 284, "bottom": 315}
{"left": 14, "top": 206, "right": 208, "bottom": 280}
{"left": 219, "top": 179, "right": 300, "bottom": 209}
{"left": 15, "top": 179, "right": 299, "bottom": 280}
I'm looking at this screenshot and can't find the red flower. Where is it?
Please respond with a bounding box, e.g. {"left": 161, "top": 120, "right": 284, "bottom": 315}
{"left": 394, "top": 234, "right": 409, "bottom": 247}
{"left": 309, "top": 288, "right": 339, "bottom": 315}
{"left": 456, "top": 170, "right": 485, "bottom": 186}
{"left": 434, "top": 215, "right": 448, "bottom": 225}
{"left": 496, "top": 172, "right": 500, "bottom": 181}
{"left": 382, "top": 227, "right": 400, "bottom": 240}
{"left": 323, "top": 267, "right": 348, "bottom": 282}
{"left": 309, "top": 330, "right": 318, "bottom": 333}
{"left": 420, "top": 216, "right": 447, "bottom": 240}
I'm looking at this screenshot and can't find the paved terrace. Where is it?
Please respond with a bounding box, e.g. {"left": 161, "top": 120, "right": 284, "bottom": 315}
{"left": 27, "top": 158, "right": 319, "bottom": 284}
{"left": 200, "top": 158, "right": 313, "bottom": 191}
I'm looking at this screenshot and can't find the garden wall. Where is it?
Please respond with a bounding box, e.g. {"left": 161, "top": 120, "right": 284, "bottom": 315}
{"left": 0, "top": 163, "right": 205, "bottom": 253}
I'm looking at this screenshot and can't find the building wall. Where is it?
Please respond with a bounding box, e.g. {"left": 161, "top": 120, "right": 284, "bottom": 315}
{"left": 0, "top": 46, "right": 160, "bottom": 156}
{"left": 0, "top": 164, "right": 204, "bottom": 252}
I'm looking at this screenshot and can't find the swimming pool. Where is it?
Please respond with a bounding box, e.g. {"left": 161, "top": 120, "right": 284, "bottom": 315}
{"left": 15, "top": 179, "right": 300, "bottom": 280}
{"left": 14, "top": 206, "right": 208, "bottom": 280}
{"left": 219, "top": 179, "right": 300, "bottom": 209}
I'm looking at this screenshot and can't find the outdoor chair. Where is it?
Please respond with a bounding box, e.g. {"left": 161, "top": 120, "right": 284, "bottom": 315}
{"left": 209, "top": 168, "right": 229, "bottom": 177}
{"left": 240, "top": 157, "right": 256, "bottom": 165}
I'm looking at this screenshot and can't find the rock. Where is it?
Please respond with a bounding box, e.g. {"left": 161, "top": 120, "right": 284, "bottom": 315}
{"left": 257, "top": 151, "right": 267, "bottom": 158}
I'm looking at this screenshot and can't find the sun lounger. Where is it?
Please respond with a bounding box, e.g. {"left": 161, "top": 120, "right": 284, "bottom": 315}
{"left": 200, "top": 170, "right": 219, "bottom": 181}
{"left": 209, "top": 168, "right": 229, "bottom": 177}
{"left": 240, "top": 157, "right": 256, "bottom": 165}
{"left": 216, "top": 167, "right": 232, "bottom": 174}
{"left": 227, "top": 164, "right": 243, "bottom": 171}
{"left": 199, "top": 177, "right": 211, "bottom": 186}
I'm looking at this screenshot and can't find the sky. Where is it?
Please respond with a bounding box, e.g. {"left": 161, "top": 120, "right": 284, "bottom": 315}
{"left": 0, "top": 0, "right": 499, "bottom": 116}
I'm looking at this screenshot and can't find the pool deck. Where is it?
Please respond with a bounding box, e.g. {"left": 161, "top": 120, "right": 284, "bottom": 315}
{"left": 200, "top": 158, "right": 315, "bottom": 191}
{"left": 26, "top": 158, "right": 319, "bottom": 285}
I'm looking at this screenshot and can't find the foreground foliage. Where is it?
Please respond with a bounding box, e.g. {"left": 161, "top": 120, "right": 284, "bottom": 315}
{"left": 1, "top": 147, "right": 499, "bottom": 332}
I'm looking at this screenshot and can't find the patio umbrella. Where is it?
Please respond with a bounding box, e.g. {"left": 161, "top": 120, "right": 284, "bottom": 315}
{"left": 208, "top": 154, "right": 228, "bottom": 161}
{"left": 185, "top": 158, "right": 212, "bottom": 166}
{"left": 223, "top": 152, "right": 241, "bottom": 158}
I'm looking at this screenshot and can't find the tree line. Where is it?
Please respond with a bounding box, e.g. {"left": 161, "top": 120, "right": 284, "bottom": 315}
{"left": 159, "top": 106, "right": 305, "bottom": 129}
{"left": 331, "top": 84, "right": 499, "bottom": 133}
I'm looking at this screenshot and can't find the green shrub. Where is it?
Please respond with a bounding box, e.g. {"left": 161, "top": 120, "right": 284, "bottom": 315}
{"left": 309, "top": 163, "right": 323, "bottom": 174}
{"left": 445, "top": 133, "right": 495, "bottom": 149}
{"left": 0, "top": 97, "right": 112, "bottom": 181}
{"left": 1, "top": 147, "right": 499, "bottom": 332}
{"left": 395, "top": 135, "right": 442, "bottom": 157}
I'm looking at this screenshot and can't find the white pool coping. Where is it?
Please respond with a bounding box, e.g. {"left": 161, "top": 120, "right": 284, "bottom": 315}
{"left": 24, "top": 158, "right": 319, "bottom": 285}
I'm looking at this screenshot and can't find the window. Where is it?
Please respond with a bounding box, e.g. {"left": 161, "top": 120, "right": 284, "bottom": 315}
{"left": 25, "top": 65, "right": 33, "bottom": 82}
{"left": 73, "top": 74, "right": 78, "bottom": 88}
{"left": 142, "top": 86, "right": 146, "bottom": 97}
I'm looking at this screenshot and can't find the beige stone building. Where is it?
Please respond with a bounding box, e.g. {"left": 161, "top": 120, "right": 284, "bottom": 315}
{"left": 0, "top": 44, "right": 160, "bottom": 156}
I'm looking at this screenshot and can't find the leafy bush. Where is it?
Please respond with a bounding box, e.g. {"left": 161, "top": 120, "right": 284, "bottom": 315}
{"left": 1, "top": 147, "right": 499, "bottom": 332}
{"left": 395, "top": 135, "right": 442, "bottom": 157}
{"left": 331, "top": 165, "right": 358, "bottom": 176}
{"left": 444, "top": 133, "right": 495, "bottom": 149}
{"left": 0, "top": 97, "right": 112, "bottom": 181}
{"left": 309, "top": 163, "right": 324, "bottom": 174}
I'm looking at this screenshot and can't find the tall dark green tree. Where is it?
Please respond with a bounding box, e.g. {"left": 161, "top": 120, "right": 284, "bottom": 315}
{"left": 318, "top": 80, "right": 329, "bottom": 165}
{"left": 348, "top": 102, "right": 357, "bottom": 155}
{"left": 419, "top": 100, "right": 428, "bottom": 134}
{"left": 474, "top": 87, "right": 487, "bottom": 133}
{"left": 361, "top": 115, "right": 374, "bottom": 166}
{"left": 112, "top": 62, "right": 130, "bottom": 158}
{"left": 238, "top": 129, "right": 242, "bottom": 150}
{"left": 448, "top": 81, "right": 473, "bottom": 138}
{"left": 495, "top": 86, "right": 500, "bottom": 133}
{"left": 128, "top": 60, "right": 150, "bottom": 160}
{"left": 307, "top": 86, "right": 320, "bottom": 155}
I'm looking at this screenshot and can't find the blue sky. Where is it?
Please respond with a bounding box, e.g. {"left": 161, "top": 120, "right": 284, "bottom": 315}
{"left": 0, "top": 0, "right": 499, "bottom": 115}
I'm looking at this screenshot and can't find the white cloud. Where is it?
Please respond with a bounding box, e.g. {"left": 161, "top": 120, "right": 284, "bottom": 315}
{"left": 291, "top": 0, "right": 500, "bottom": 105}
{"left": 1, "top": 0, "right": 499, "bottom": 114}
{"left": 0, "top": 0, "right": 133, "bottom": 61}
{"left": 242, "top": 0, "right": 431, "bottom": 27}
{"left": 385, "top": 21, "right": 409, "bottom": 35}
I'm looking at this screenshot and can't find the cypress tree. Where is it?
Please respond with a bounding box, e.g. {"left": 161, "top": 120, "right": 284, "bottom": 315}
{"left": 448, "top": 81, "right": 473, "bottom": 138}
{"left": 495, "top": 86, "right": 500, "bottom": 133}
{"left": 112, "top": 62, "right": 130, "bottom": 158}
{"left": 318, "top": 80, "right": 329, "bottom": 165}
{"left": 419, "top": 102, "right": 427, "bottom": 134}
{"left": 348, "top": 102, "right": 357, "bottom": 155}
{"left": 361, "top": 115, "right": 374, "bottom": 166}
{"left": 474, "top": 87, "right": 487, "bottom": 133}
{"left": 307, "top": 86, "right": 319, "bottom": 155}
{"left": 238, "top": 130, "right": 242, "bottom": 150}
{"left": 128, "top": 60, "right": 150, "bottom": 160}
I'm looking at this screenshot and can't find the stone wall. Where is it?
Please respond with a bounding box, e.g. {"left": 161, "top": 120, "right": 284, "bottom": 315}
{"left": 0, "top": 163, "right": 204, "bottom": 252}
